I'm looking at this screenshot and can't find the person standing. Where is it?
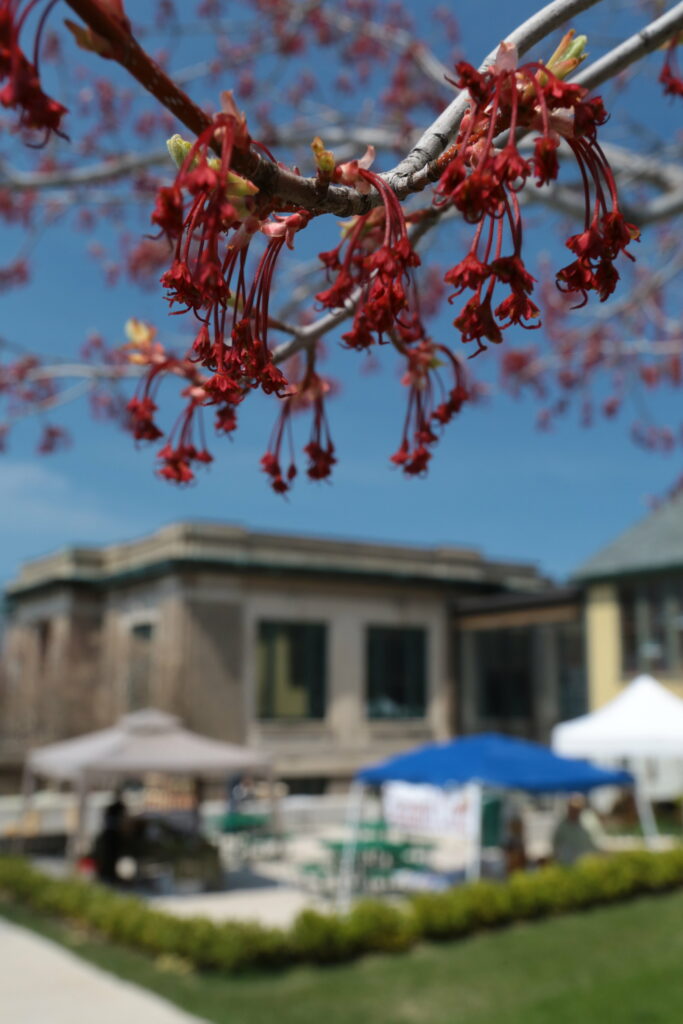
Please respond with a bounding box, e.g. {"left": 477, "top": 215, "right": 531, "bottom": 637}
{"left": 552, "top": 795, "right": 599, "bottom": 866}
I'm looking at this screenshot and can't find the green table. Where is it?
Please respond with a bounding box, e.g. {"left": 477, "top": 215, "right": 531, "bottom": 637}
{"left": 322, "top": 837, "right": 433, "bottom": 890}
{"left": 358, "top": 819, "right": 389, "bottom": 836}
{"left": 213, "top": 812, "right": 272, "bottom": 869}
{"left": 217, "top": 811, "right": 269, "bottom": 834}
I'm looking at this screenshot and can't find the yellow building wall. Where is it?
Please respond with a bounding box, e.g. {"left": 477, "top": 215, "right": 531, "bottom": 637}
{"left": 585, "top": 582, "right": 683, "bottom": 706}
{"left": 585, "top": 583, "right": 621, "bottom": 708}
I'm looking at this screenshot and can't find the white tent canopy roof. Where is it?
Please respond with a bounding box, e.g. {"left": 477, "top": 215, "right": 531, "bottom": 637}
{"left": 552, "top": 674, "right": 683, "bottom": 759}
{"left": 27, "top": 708, "right": 271, "bottom": 783}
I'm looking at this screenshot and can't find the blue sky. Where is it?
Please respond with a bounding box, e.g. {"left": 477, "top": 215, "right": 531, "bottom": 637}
{"left": 1, "top": 0, "right": 680, "bottom": 588}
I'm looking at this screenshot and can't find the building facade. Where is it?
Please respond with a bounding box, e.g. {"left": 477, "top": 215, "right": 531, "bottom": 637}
{"left": 455, "top": 587, "right": 586, "bottom": 738}
{"left": 1, "top": 521, "right": 552, "bottom": 789}
{"left": 5, "top": 498, "right": 682, "bottom": 791}
{"left": 576, "top": 493, "right": 683, "bottom": 707}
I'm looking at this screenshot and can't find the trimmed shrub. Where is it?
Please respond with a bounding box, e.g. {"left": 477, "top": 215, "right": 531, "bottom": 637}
{"left": 199, "top": 920, "right": 291, "bottom": 973}
{"left": 291, "top": 909, "right": 354, "bottom": 964}
{"left": 3, "top": 848, "right": 683, "bottom": 975}
{"left": 346, "top": 899, "right": 417, "bottom": 955}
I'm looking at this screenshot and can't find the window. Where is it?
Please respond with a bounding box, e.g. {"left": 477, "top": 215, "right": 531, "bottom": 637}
{"left": 35, "top": 620, "right": 52, "bottom": 672}
{"left": 644, "top": 586, "right": 668, "bottom": 671}
{"left": 128, "top": 622, "right": 154, "bottom": 710}
{"left": 476, "top": 628, "right": 533, "bottom": 720}
{"left": 257, "top": 622, "right": 326, "bottom": 719}
{"left": 557, "top": 620, "right": 587, "bottom": 720}
{"left": 366, "top": 626, "right": 427, "bottom": 720}
{"left": 619, "top": 583, "right": 673, "bottom": 675}
{"left": 620, "top": 588, "right": 638, "bottom": 674}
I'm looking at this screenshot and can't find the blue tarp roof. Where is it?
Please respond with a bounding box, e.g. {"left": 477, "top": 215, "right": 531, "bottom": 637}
{"left": 357, "top": 732, "right": 632, "bottom": 793}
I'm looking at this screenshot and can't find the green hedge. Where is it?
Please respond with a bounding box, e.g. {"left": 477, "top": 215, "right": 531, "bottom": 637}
{"left": 2, "top": 848, "right": 683, "bottom": 974}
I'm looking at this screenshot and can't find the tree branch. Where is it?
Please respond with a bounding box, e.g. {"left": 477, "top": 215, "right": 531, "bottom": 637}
{"left": 21, "top": 364, "right": 142, "bottom": 382}
{"left": 63, "top": 0, "right": 609, "bottom": 217}
{"left": 388, "top": 0, "right": 604, "bottom": 188}
{"left": 571, "top": 1, "right": 683, "bottom": 91}
{"left": 0, "top": 150, "right": 168, "bottom": 190}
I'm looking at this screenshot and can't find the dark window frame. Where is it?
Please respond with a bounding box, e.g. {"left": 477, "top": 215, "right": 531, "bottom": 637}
{"left": 556, "top": 619, "right": 587, "bottom": 721}
{"left": 257, "top": 620, "right": 327, "bottom": 721}
{"left": 127, "top": 621, "right": 155, "bottom": 711}
{"left": 619, "top": 581, "right": 678, "bottom": 676}
{"left": 475, "top": 627, "right": 534, "bottom": 721}
{"left": 35, "top": 619, "right": 52, "bottom": 672}
{"left": 365, "top": 625, "right": 427, "bottom": 721}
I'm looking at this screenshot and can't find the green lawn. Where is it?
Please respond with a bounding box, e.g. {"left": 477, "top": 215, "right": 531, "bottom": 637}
{"left": 3, "top": 891, "right": 683, "bottom": 1023}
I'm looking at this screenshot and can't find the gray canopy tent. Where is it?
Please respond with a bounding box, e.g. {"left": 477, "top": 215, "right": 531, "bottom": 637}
{"left": 23, "top": 709, "right": 272, "bottom": 857}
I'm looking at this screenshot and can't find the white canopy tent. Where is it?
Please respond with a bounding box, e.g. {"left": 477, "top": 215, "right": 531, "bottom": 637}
{"left": 552, "top": 674, "right": 683, "bottom": 817}
{"left": 23, "top": 709, "right": 272, "bottom": 856}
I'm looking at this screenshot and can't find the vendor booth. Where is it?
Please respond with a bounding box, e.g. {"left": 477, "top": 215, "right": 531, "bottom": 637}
{"left": 23, "top": 708, "right": 271, "bottom": 860}
{"left": 552, "top": 674, "right": 683, "bottom": 804}
{"left": 337, "top": 732, "right": 631, "bottom": 907}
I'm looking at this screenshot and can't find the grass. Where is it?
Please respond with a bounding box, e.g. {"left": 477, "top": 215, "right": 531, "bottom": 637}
{"left": 3, "top": 891, "right": 683, "bottom": 1023}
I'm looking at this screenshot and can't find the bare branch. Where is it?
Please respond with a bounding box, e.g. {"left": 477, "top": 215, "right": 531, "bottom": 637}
{"left": 7, "top": 379, "right": 94, "bottom": 421}
{"left": 521, "top": 174, "right": 683, "bottom": 227}
{"left": 22, "top": 363, "right": 142, "bottom": 383}
{"left": 319, "top": 5, "right": 453, "bottom": 89}
{"left": 591, "top": 142, "right": 683, "bottom": 193}
{"left": 1, "top": 362, "right": 143, "bottom": 423}
{"left": 168, "top": 1, "right": 455, "bottom": 91}
{"left": 0, "top": 150, "right": 168, "bottom": 190}
{"left": 572, "top": 1, "right": 683, "bottom": 91}
{"left": 0, "top": 125, "right": 405, "bottom": 193}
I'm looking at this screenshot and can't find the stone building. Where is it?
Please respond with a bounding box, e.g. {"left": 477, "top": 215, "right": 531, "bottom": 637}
{"left": 0, "top": 521, "right": 559, "bottom": 790}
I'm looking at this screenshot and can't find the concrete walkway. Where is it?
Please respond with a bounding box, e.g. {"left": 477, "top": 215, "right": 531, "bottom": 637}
{"left": 154, "top": 884, "right": 329, "bottom": 928}
{"left": 0, "top": 919, "right": 207, "bottom": 1024}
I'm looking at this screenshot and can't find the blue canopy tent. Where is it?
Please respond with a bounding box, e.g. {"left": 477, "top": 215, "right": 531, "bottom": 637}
{"left": 337, "top": 733, "right": 632, "bottom": 908}
{"left": 357, "top": 732, "right": 633, "bottom": 792}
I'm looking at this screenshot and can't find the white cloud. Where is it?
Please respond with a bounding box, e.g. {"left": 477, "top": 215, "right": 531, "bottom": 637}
{"left": 0, "top": 461, "right": 135, "bottom": 581}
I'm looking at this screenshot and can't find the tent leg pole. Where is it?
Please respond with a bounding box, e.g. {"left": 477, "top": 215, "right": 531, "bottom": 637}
{"left": 336, "top": 781, "right": 364, "bottom": 914}
{"left": 266, "top": 767, "right": 284, "bottom": 857}
{"left": 465, "top": 783, "right": 482, "bottom": 883}
{"left": 17, "top": 767, "right": 36, "bottom": 856}
{"left": 634, "top": 784, "right": 659, "bottom": 849}
{"left": 67, "top": 777, "right": 88, "bottom": 869}
{"left": 266, "top": 767, "right": 278, "bottom": 829}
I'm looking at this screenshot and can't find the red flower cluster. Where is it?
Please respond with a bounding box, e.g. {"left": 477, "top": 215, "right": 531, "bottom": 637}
{"left": 124, "top": 319, "right": 213, "bottom": 484}
{"left": 316, "top": 170, "right": 421, "bottom": 351}
{"left": 156, "top": 407, "right": 213, "bottom": 485}
{"left": 437, "top": 42, "right": 638, "bottom": 354}
{"left": 261, "top": 363, "right": 336, "bottom": 494}
{"left": 660, "top": 38, "right": 683, "bottom": 98}
{"left": 0, "top": 257, "right": 28, "bottom": 291}
{"left": 37, "top": 423, "right": 69, "bottom": 453}
{"left": 314, "top": 154, "right": 479, "bottom": 481}
{"left": 0, "top": 1, "right": 67, "bottom": 140}
{"left": 129, "top": 370, "right": 214, "bottom": 485}
{"left": 147, "top": 101, "right": 312, "bottom": 483}
{"left": 391, "top": 340, "right": 470, "bottom": 475}
{"left": 0, "top": 351, "right": 55, "bottom": 413}
{"left": 500, "top": 346, "right": 545, "bottom": 397}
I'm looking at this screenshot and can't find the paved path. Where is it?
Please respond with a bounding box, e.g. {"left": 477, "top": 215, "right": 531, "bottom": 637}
{"left": 0, "top": 919, "right": 207, "bottom": 1024}
{"left": 155, "top": 884, "right": 329, "bottom": 927}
